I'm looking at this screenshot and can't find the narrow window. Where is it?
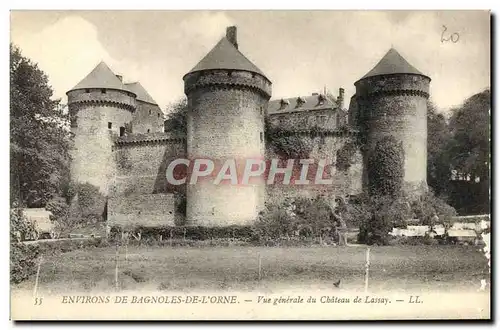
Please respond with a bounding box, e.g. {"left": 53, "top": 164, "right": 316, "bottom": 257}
{"left": 149, "top": 110, "right": 152, "bottom": 115}
{"left": 85, "top": 89, "right": 90, "bottom": 93}
{"left": 147, "top": 129, "right": 150, "bottom": 133}
{"left": 108, "top": 122, "right": 112, "bottom": 129}
{"left": 120, "top": 127, "right": 125, "bottom": 137}
{"left": 101, "top": 88, "right": 106, "bottom": 94}
{"left": 260, "top": 107, "right": 263, "bottom": 115}
{"left": 158, "top": 113, "right": 160, "bottom": 118}
{"left": 260, "top": 132, "right": 263, "bottom": 143}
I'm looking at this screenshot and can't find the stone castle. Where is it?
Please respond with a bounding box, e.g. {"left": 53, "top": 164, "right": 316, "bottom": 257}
{"left": 67, "top": 26, "right": 430, "bottom": 228}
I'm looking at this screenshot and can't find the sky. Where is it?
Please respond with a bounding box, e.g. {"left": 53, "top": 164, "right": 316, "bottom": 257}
{"left": 10, "top": 10, "right": 490, "bottom": 114}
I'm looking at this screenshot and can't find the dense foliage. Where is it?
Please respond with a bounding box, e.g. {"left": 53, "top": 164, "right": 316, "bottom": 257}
{"left": 367, "top": 136, "right": 405, "bottom": 197}
{"left": 352, "top": 191, "right": 457, "bottom": 245}
{"left": 10, "top": 243, "right": 40, "bottom": 284}
{"left": 10, "top": 44, "right": 72, "bottom": 208}
{"left": 10, "top": 203, "right": 40, "bottom": 284}
{"left": 427, "top": 100, "right": 453, "bottom": 196}
{"left": 265, "top": 120, "right": 315, "bottom": 159}
{"left": 67, "top": 182, "right": 107, "bottom": 222}
{"left": 426, "top": 89, "right": 490, "bottom": 214}
{"left": 336, "top": 141, "right": 358, "bottom": 171}
{"left": 164, "top": 98, "right": 188, "bottom": 138}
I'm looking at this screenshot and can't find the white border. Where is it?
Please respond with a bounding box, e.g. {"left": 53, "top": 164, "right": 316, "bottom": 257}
{"left": 1, "top": 2, "right": 498, "bottom": 329}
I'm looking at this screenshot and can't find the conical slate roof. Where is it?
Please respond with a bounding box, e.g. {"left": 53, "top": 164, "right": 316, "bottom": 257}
{"left": 125, "top": 82, "right": 157, "bottom": 105}
{"left": 360, "top": 48, "right": 427, "bottom": 80}
{"left": 185, "top": 37, "right": 266, "bottom": 79}
{"left": 68, "top": 61, "right": 131, "bottom": 93}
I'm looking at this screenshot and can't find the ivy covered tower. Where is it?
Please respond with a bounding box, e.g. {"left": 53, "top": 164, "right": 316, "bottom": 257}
{"left": 183, "top": 26, "right": 272, "bottom": 226}
{"left": 354, "top": 48, "right": 431, "bottom": 195}
{"left": 67, "top": 62, "right": 136, "bottom": 194}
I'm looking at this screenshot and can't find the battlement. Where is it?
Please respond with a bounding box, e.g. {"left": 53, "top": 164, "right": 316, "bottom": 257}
{"left": 355, "top": 74, "right": 430, "bottom": 101}
{"left": 184, "top": 69, "right": 272, "bottom": 99}
{"left": 67, "top": 88, "right": 137, "bottom": 112}
{"left": 114, "top": 132, "right": 185, "bottom": 147}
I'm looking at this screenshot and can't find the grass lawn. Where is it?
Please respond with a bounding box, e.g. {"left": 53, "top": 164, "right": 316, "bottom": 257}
{"left": 13, "top": 245, "right": 490, "bottom": 294}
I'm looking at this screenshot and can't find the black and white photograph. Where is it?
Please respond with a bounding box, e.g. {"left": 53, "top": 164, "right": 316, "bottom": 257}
{"left": 8, "top": 9, "right": 491, "bottom": 320}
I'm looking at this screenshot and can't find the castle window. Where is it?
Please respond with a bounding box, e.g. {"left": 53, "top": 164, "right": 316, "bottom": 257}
{"left": 147, "top": 129, "right": 150, "bottom": 133}
{"left": 158, "top": 113, "right": 160, "bottom": 118}
{"left": 149, "top": 110, "right": 152, "bottom": 115}
{"left": 260, "top": 132, "right": 263, "bottom": 143}
{"left": 85, "top": 89, "right": 90, "bottom": 93}
{"left": 108, "top": 122, "right": 112, "bottom": 129}
{"left": 101, "top": 89, "right": 106, "bottom": 94}
{"left": 120, "top": 127, "right": 125, "bottom": 137}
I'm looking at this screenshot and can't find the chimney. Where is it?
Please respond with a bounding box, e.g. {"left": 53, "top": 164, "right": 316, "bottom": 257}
{"left": 338, "top": 87, "right": 345, "bottom": 109}
{"left": 116, "top": 74, "right": 123, "bottom": 82}
{"left": 226, "top": 26, "right": 238, "bottom": 49}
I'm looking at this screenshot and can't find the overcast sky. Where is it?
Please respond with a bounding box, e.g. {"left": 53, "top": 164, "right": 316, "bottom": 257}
{"left": 10, "top": 10, "right": 490, "bottom": 114}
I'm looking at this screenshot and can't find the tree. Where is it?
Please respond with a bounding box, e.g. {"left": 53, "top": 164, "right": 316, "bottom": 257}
{"left": 10, "top": 44, "right": 72, "bottom": 207}
{"left": 448, "top": 89, "right": 490, "bottom": 183}
{"left": 427, "top": 99, "right": 453, "bottom": 196}
{"left": 447, "top": 89, "right": 490, "bottom": 214}
{"left": 164, "top": 98, "right": 188, "bottom": 138}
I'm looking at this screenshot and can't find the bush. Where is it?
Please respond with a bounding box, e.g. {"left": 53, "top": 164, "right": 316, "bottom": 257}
{"left": 253, "top": 203, "right": 295, "bottom": 240}
{"left": 410, "top": 190, "right": 457, "bottom": 226}
{"left": 109, "top": 225, "right": 256, "bottom": 243}
{"left": 36, "top": 237, "right": 110, "bottom": 255}
{"left": 357, "top": 195, "right": 411, "bottom": 246}
{"left": 10, "top": 204, "right": 38, "bottom": 242}
{"left": 11, "top": 243, "right": 40, "bottom": 284}
{"left": 67, "top": 182, "right": 106, "bottom": 219}
{"left": 388, "top": 235, "right": 438, "bottom": 246}
{"left": 46, "top": 196, "right": 69, "bottom": 235}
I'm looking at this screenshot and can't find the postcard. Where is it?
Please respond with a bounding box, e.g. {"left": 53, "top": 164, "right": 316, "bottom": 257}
{"left": 9, "top": 10, "right": 491, "bottom": 321}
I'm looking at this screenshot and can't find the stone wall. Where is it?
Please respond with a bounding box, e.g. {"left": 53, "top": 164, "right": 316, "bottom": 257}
{"left": 265, "top": 133, "right": 363, "bottom": 206}
{"left": 111, "top": 138, "right": 186, "bottom": 196}
{"left": 108, "top": 193, "right": 177, "bottom": 227}
{"left": 268, "top": 108, "right": 346, "bottom": 131}
{"left": 131, "top": 100, "right": 165, "bottom": 134}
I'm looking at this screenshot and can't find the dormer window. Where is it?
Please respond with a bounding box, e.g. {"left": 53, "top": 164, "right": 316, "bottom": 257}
{"left": 279, "top": 99, "right": 289, "bottom": 110}
{"left": 296, "top": 97, "right": 306, "bottom": 108}
{"left": 317, "top": 94, "right": 326, "bottom": 106}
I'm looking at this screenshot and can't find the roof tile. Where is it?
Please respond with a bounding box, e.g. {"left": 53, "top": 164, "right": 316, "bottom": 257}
{"left": 185, "top": 37, "right": 267, "bottom": 78}
{"left": 125, "top": 82, "right": 158, "bottom": 105}
{"left": 68, "top": 61, "right": 131, "bottom": 93}
{"left": 360, "top": 48, "right": 427, "bottom": 80}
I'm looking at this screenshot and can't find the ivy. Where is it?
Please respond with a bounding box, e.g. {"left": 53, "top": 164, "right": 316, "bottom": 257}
{"left": 367, "top": 136, "right": 404, "bottom": 197}
{"left": 336, "top": 141, "right": 358, "bottom": 171}
{"left": 265, "top": 119, "right": 314, "bottom": 159}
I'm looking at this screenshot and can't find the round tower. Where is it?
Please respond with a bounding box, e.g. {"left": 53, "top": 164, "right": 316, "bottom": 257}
{"left": 67, "top": 62, "right": 136, "bottom": 194}
{"left": 355, "top": 48, "right": 431, "bottom": 195}
{"left": 183, "top": 26, "right": 272, "bottom": 226}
